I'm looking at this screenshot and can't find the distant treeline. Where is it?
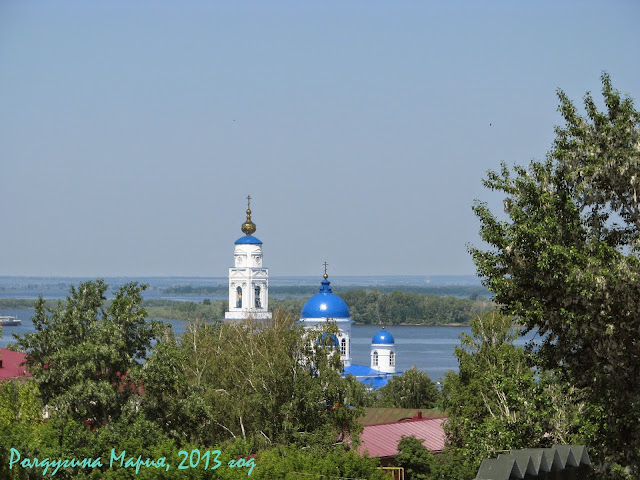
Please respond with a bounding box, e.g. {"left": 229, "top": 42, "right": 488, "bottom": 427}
{"left": 0, "top": 282, "right": 71, "bottom": 291}
{"left": 272, "top": 290, "right": 492, "bottom": 325}
{"left": 162, "top": 284, "right": 492, "bottom": 299}
{"left": 0, "top": 298, "right": 51, "bottom": 309}
{"left": 340, "top": 290, "right": 491, "bottom": 324}
{"left": 141, "top": 298, "right": 227, "bottom": 323}
{"left": 2, "top": 289, "right": 492, "bottom": 325}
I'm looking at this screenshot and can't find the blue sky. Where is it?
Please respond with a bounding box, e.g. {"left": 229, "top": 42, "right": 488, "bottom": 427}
{"left": 1, "top": 1, "right": 639, "bottom": 277}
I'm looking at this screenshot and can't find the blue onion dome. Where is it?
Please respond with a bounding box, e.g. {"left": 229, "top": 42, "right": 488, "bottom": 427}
{"left": 372, "top": 327, "right": 394, "bottom": 345}
{"left": 235, "top": 235, "right": 262, "bottom": 245}
{"left": 301, "top": 275, "right": 351, "bottom": 319}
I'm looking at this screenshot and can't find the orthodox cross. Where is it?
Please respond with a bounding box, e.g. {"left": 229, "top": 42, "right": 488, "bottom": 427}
{"left": 246, "top": 195, "right": 251, "bottom": 209}
{"left": 323, "top": 261, "right": 329, "bottom": 277}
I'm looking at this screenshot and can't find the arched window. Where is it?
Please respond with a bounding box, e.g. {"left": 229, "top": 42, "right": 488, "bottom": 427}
{"left": 390, "top": 351, "right": 395, "bottom": 367}
{"left": 254, "top": 285, "right": 261, "bottom": 308}
{"left": 236, "top": 286, "right": 242, "bottom": 308}
{"left": 340, "top": 338, "right": 346, "bottom": 356}
{"left": 372, "top": 350, "right": 379, "bottom": 367}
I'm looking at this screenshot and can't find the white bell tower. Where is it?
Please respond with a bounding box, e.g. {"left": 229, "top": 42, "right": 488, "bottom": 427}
{"left": 224, "top": 196, "right": 272, "bottom": 322}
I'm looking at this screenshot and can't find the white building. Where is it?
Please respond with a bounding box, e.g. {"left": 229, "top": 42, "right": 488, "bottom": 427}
{"left": 224, "top": 197, "right": 272, "bottom": 322}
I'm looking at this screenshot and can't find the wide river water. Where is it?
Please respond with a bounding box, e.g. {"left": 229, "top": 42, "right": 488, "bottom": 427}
{"left": 1, "top": 308, "right": 539, "bottom": 382}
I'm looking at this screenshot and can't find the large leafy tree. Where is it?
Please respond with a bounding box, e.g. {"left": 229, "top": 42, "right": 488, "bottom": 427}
{"left": 136, "top": 330, "right": 214, "bottom": 444}
{"left": 440, "top": 312, "right": 549, "bottom": 478}
{"left": 376, "top": 366, "right": 439, "bottom": 409}
{"left": 14, "top": 279, "right": 163, "bottom": 426}
{"left": 176, "top": 311, "right": 367, "bottom": 450}
{"left": 470, "top": 73, "right": 640, "bottom": 475}
{"left": 395, "top": 435, "right": 435, "bottom": 480}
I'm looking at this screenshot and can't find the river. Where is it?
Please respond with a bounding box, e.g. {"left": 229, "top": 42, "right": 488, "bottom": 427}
{"left": 1, "top": 309, "right": 539, "bottom": 382}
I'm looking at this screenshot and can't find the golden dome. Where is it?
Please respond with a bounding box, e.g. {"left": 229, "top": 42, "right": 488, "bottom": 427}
{"left": 241, "top": 196, "right": 256, "bottom": 236}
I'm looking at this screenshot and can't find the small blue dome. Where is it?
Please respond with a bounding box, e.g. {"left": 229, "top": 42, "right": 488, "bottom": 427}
{"left": 301, "top": 278, "right": 350, "bottom": 319}
{"left": 372, "top": 328, "right": 394, "bottom": 345}
{"left": 235, "top": 235, "right": 263, "bottom": 245}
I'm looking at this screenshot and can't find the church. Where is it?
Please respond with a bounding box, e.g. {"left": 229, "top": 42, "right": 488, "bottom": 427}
{"left": 297, "top": 269, "right": 401, "bottom": 389}
{"left": 224, "top": 197, "right": 401, "bottom": 388}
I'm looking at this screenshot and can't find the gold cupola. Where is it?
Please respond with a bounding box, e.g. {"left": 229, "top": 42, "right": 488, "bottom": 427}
{"left": 241, "top": 195, "right": 256, "bottom": 236}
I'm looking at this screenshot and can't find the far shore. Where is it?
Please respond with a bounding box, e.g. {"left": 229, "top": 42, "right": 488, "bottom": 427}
{"left": 353, "top": 322, "right": 470, "bottom": 327}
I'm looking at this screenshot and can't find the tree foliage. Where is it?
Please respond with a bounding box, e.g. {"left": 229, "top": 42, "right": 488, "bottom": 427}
{"left": 470, "top": 73, "right": 640, "bottom": 475}
{"left": 1, "top": 281, "right": 388, "bottom": 478}
{"left": 395, "top": 435, "right": 434, "bottom": 480}
{"left": 0, "top": 380, "right": 42, "bottom": 429}
{"left": 14, "top": 280, "right": 163, "bottom": 426}
{"left": 136, "top": 330, "right": 213, "bottom": 444}
{"left": 376, "top": 367, "right": 439, "bottom": 409}
{"left": 254, "top": 444, "right": 385, "bottom": 480}
{"left": 172, "top": 313, "right": 367, "bottom": 451}
{"left": 133, "top": 311, "right": 369, "bottom": 450}
{"left": 439, "top": 312, "right": 565, "bottom": 478}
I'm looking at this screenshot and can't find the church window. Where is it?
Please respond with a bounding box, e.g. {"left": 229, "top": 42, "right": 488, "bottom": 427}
{"left": 236, "top": 286, "right": 242, "bottom": 308}
{"left": 390, "top": 351, "right": 395, "bottom": 367}
{"left": 255, "top": 285, "right": 261, "bottom": 308}
{"left": 340, "top": 338, "right": 346, "bottom": 356}
{"left": 372, "top": 350, "right": 379, "bottom": 367}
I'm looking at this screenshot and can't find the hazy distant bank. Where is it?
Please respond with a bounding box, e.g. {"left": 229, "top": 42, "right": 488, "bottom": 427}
{"left": 0, "top": 274, "right": 482, "bottom": 292}
{"left": 0, "top": 275, "right": 490, "bottom": 327}
{"left": 1, "top": 291, "right": 490, "bottom": 328}
{"left": 0, "top": 275, "right": 486, "bottom": 298}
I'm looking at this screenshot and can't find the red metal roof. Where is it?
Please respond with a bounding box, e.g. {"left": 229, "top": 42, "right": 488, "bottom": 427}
{"left": 358, "top": 417, "right": 446, "bottom": 459}
{"left": 0, "top": 348, "right": 32, "bottom": 380}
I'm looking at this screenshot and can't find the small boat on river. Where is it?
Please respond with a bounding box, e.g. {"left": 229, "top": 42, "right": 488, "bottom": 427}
{"left": 0, "top": 315, "right": 21, "bottom": 327}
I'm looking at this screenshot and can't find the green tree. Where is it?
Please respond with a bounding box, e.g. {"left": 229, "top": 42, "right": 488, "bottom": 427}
{"left": 0, "top": 380, "right": 44, "bottom": 480}
{"left": 470, "top": 73, "right": 640, "bottom": 476}
{"left": 0, "top": 380, "right": 42, "bottom": 428}
{"left": 253, "top": 444, "right": 384, "bottom": 480}
{"left": 395, "top": 436, "right": 434, "bottom": 480}
{"left": 136, "top": 330, "right": 213, "bottom": 444}
{"left": 440, "top": 312, "right": 551, "bottom": 478}
{"left": 177, "top": 312, "right": 367, "bottom": 451}
{"left": 376, "top": 367, "right": 439, "bottom": 409}
{"left": 14, "top": 279, "right": 163, "bottom": 426}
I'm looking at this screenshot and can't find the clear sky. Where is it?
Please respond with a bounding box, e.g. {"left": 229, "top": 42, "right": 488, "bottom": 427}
{"left": 1, "top": 1, "right": 638, "bottom": 277}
